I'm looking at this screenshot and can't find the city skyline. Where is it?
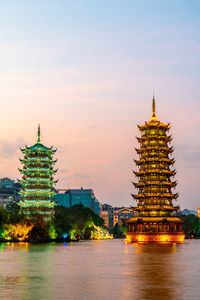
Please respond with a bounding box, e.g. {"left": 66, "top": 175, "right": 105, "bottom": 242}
{"left": 0, "top": 1, "right": 199, "bottom": 209}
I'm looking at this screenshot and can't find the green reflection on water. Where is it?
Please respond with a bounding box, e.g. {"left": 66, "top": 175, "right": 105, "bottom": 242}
{"left": 0, "top": 242, "right": 58, "bottom": 300}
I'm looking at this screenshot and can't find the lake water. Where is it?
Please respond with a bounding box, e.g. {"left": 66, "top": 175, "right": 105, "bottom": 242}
{"left": 0, "top": 239, "right": 200, "bottom": 300}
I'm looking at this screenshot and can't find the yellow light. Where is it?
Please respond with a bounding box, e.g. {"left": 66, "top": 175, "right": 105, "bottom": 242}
{"left": 126, "top": 235, "right": 132, "bottom": 243}
{"left": 137, "top": 234, "right": 146, "bottom": 242}
{"left": 158, "top": 235, "right": 170, "bottom": 242}
{"left": 126, "top": 233, "right": 185, "bottom": 243}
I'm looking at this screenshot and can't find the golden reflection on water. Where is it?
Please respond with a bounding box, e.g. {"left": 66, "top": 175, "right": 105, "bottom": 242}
{"left": 122, "top": 243, "right": 181, "bottom": 300}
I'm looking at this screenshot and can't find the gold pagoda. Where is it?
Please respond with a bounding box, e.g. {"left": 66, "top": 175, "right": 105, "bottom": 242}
{"left": 125, "top": 98, "right": 185, "bottom": 243}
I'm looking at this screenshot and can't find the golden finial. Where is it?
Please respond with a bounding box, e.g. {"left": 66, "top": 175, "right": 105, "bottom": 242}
{"left": 151, "top": 94, "right": 157, "bottom": 121}
{"left": 37, "top": 124, "right": 41, "bottom": 143}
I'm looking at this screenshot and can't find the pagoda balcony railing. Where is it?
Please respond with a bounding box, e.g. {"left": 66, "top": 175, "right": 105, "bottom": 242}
{"left": 139, "top": 167, "right": 173, "bottom": 171}
{"left": 139, "top": 176, "right": 169, "bottom": 181}
{"left": 140, "top": 162, "right": 170, "bottom": 166}
{"left": 136, "top": 146, "right": 173, "bottom": 152}
{"left": 138, "top": 212, "right": 172, "bottom": 216}
{"left": 21, "top": 189, "right": 53, "bottom": 193}
{"left": 135, "top": 158, "right": 174, "bottom": 164}
{"left": 141, "top": 143, "right": 169, "bottom": 148}
{"left": 25, "top": 157, "right": 54, "bottom": 161}
{"left": 24, "top": 182, "right": 54, "bottom": 186}
{"left": 141, "top": 156, "right": 170, "bottom": 159}
{"left": 137, "top": 149, "right": 173, "bottom": 155}
{"left": 128, "top": 230, "right": 184, "bottom": 234}
{"left": 135, "top": 169, "right": 175, "bottom": 176}
{"left": 135, "top": 181, "right": 176, "bottom": 187}
{"left": 136, "top": 164, "right": 173, "bottom": 170}
{"left": 20, "top": 191, "right": 55, "bottom": 195}
{"left": 22, "top": 157, "right": 54, "bottom": 162}
{"left": 26, "top": 186, "right": 52, "bottom": 190}
{"left": 135, "top": 205, "right": 176, "bottom": 210}
{"left": 21, "top": 196, "right": 53, "bottom": 200}
{"left": 21, "top": 168, "right": 55, "bottom": 172}
{"left": 26, "top": 152, "right": 55, "bottom": 157}
{"left": 25, "top": 162, "right": 54, "bottom": 167}
{"left": 139, "top": 192, "right": 171, "bottom": 196}
{"left": 26, "top": 164, "right": 51, "bottom": 168}
{"left": 139, "top": 189, "right": 171, "bottom": 193}
{"left": 24, "top": 178, "right": 52, "bottom": 182}
{"left": 136, "top": 180, "right": 175, "bottom": 184}
{"left": 137, "top": 151, "right": 173, "bottom": 156}
{"left": 26, "top": 156, "right": 52, "bottom": 160}
{"left": 23, "top": 176, "right": 53, "bottom": 180}
{"left": 137, "top": 135, "right": 172, "bottom": 141}
{"left": 134, "top": 192, "right": 177, "bottom": 198}
{"left": 19, "top": 200, "right": 55, "bottom": 204}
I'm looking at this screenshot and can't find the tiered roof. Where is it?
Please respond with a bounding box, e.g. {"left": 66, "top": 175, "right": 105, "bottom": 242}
{"left": 18, "top": 125, "right": 57, "bottom": 218}
{"left": 131, "top": 98, "right": 180, "bottom": 217}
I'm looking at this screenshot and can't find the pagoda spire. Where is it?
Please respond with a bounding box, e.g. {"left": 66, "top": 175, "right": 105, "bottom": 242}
{"left": 37, "top": 124, "right": 41, "bottom": 143}
{"left": 151, "top": 94, "right": 157, "bottom": 121}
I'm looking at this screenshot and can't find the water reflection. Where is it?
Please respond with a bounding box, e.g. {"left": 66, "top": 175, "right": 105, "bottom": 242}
{"left": 132, "top": 243, "right": 180, "bottom": 300}
{"left": 0, "top": 240, "right": 199, "bottom": 300}
{"left": 0, "top": 242, "right": 57, "bottom": 300}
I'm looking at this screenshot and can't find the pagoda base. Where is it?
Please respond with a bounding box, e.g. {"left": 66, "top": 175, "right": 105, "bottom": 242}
{"left": 126, "top": 232, "right": 185, "bottom": 243}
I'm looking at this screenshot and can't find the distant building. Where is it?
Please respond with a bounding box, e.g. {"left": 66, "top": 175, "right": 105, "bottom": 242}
{"left": 113, "top": 207, "right": 134, "bottom": 226}
{"left": 0, "top": 178, "right": 21, "bottom": 206}
{"left": 100, "top": 204, "right": 135, "bottom": 228}
{"left": 54, "top": 188, "right": 101, "bottom": 215}
{"left": 102, "top": 204, "right": 114, "bottom": 227}
{"left": 54, "top": 192, "right": 71, "bottom": 208}
{"left": 197, "top": 207, "right": 200, "bottom": 218}
{"left": 101, "top": 210, "right": 109, "bottom": 228}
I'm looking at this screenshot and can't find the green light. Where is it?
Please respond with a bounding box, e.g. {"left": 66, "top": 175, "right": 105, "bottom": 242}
{"left": 0, "top": 243, "right": 4, "bottom": 252}
{"left": 19, "top": 129, "right": 57, "bottom": 219}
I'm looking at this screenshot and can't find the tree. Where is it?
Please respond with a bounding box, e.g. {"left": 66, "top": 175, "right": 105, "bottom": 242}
{"left": 0, "top": 206, "right": 8, "bottom": 229}
{"left": 180, "top": 214, "right": 200, "bottom": 238}
{"left": 6, "top": 202, "right": 22, "bottom": 224}
{"left": 111, "top": 222, "right": 128, "bottom": 238}
{"left": 53, "top": 204, "right": 104, "bottom": 240}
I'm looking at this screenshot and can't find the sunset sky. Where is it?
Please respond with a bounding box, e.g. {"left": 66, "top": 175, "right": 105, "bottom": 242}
{"left": 0, "top": 0, "right": 199, "bottom": 209}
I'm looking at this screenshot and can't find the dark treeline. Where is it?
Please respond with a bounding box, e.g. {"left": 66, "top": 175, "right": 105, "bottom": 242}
{"left": 0, "top": 203, "right": 104, "bottom": 242}
{"left": 1, "top": 203, "right": 199, "bottom": 241}
{"left": 180, "top": 214, "right": 200, "bottom": 238}
{"left": 110, "top": 223, "right": 128, "bottom": 238}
